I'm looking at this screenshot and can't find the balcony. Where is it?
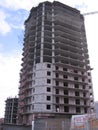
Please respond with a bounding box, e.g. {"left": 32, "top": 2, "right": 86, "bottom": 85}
{"left": 54, "top": 48, "right": 84, "bottom": 60}
{"left": 54, "top": 19, "right": 80, "bottom": 33}
{"left": 54, "top": 26, "right": 81, "bottom": 42}
{"left": 53, "top": 69, "right": 87, "bottom": 78}
{"left": 54, "top": 36, "right": 82, "bottom": 50}
{"left": 54, "top": 62, "right": 86, "bottom": 72}
{"left": 54, "top": 55, "right": 85, "bottom": 67}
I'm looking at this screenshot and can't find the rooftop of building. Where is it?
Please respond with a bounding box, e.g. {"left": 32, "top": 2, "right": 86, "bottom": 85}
{"left": 25, "top": 1, "right": 81, "bottom": 24}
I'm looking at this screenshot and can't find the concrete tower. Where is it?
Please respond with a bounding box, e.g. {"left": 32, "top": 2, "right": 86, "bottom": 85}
{"left": 18, "top": 1, "right": 95, "bottom": 125}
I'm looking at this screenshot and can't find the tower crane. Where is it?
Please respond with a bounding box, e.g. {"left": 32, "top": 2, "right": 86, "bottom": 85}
{"left": 83, "top": 11, "right": 98, "bottom": 16}
{"left": 82, "top": 11, "right": 98, "bottom": 71}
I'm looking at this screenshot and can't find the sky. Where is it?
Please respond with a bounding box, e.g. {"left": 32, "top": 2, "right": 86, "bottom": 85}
{"left": 0, "top": 0, "right": 98, "bottom": 118}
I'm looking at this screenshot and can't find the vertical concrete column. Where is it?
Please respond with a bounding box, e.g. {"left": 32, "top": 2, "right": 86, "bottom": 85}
{"left": 51, "top": 5, "right": 55, "bottom": 112}
{"left": 34, "top": 10, "right": 38, "bottom": 66}
{"left": 11, "top": 98, "right": 14, "bottom": 124}
{"left": 52, "top": 6, "right": 55, "bottom": 64}
{"left": 40, "top": 3, "right": 45, "bottom": 63}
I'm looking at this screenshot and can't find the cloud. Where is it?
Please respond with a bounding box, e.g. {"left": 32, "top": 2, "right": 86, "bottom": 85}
{"left": 0, "top": 52, "right": 22, "bottom": 117}
{"left": 80, "top": 0, "right": 98, "bottom": 12}
{"left": 7, "top": 9, "right": 29, "bottom": 30}
{"left": 0, "top": 10, "right": 11, "bottom": 35}
{"left": 0, "top": 43, "right": 3, "bottom": 51}
{"left": 0, "top": 0, "right": 34, "bottom": 11}
{"left": 0, "top": 0, "right": 49, "bottom": 11}
{"left": 74, "top": 0, "right": 98, "bottom": 13}
{"left": 0, "top": 8, "right": 28, "bottom": 35}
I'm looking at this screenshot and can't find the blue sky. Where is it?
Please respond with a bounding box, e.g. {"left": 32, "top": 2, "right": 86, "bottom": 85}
{"left": 0, "top": 0, "right": 98, "bottom": 118}
{"left": 0, "top": 8, "right": 28, "bottom": 53}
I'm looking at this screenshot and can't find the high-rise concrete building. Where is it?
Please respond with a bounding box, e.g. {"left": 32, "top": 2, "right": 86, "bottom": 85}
{"left": 4, "top": 97, "right": 18, "bottom": 124}
{"left": 18, "top": 1, "right": 95, "bottom": 125}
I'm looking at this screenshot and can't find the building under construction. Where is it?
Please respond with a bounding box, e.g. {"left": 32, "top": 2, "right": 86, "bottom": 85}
{"left": 18, "top": 1, "right": 95, "bottom": 125}
{"left": 4, "top": 97, "right": 18, "bottom": 124}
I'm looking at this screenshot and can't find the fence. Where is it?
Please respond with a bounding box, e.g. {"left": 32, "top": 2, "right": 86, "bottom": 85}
{"left": 2, "top": 124, "right": 31, "bottom": 130}
{"left": 34, "top": 117, "right": 71, "bottom": 130}
{"left": 2, "top": 117, "right": 98, "bottom": 130}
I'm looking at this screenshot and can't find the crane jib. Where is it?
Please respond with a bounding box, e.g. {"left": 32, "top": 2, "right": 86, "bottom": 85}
{"left": 83, "top": 11, "right": 98, "bottom": 16}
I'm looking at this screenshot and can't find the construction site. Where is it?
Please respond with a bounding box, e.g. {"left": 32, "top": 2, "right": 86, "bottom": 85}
{"left": 1, "top": 1, "right": 98, "bottom": 130}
